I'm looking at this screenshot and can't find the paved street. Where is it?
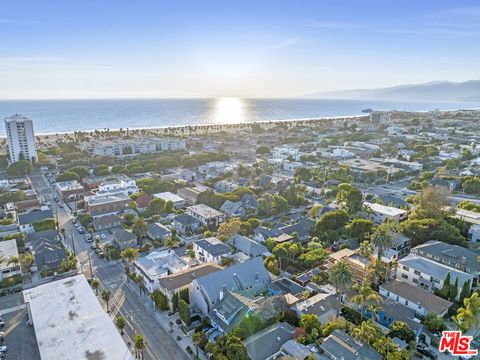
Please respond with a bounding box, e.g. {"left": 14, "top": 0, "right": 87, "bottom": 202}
{"left": 28, "top": 173, "right": 188, "bottom": 360}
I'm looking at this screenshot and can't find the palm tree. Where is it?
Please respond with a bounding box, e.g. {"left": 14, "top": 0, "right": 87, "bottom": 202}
{"left": 134, "top": 333, "right": 146, "bottom": 360}
{"left": 19, "top": 253, "right": 34, "bottom": 273}
{"left": 371, "top": 222, "right": 395, "bottom": 283}
{"left": 329, "top": 261, "right": 354, "bottom": 317}
{"left": 132, "top": 218, "right": 148, "bottom": 239}
{"left": 358, "top": 240, "right": 374, "bottom": 280}
{"left": 101, "top": 290, "right": 111, "bottom": 313}
{"left": 7, "top": 255, "right": 19, "bottom": 268}
{"left": 454, "top": 292, "right": 480, "bottom": 337}
{"left": 368, "top": 303, "right": 382, "bottom": 324}
{"left": 121, "top": 247, "right": 139, "bottom": 282}
{"left": 350, "top": 281, "right": 382, "bottom": 322}
{"left": 192, "top": 332, "right": 202, "bottom": 358}
{"left": 352, "top": 320, "right": 380, "bottom": 345}
{"left": 91, "top": 278, "right": 100, "bottom": 295}
{"left": 116, "top": 316, "right": 126, "bottom": 335}
{"left": 371, "top": 222, "right": 395, "bottom": 262}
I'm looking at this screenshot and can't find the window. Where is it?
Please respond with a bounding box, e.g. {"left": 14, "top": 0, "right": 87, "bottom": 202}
{"left": 413, "top": 278, "right": 419, "bottom": 284}
{"left": 414, "top": 270, "right": 421, "bottom": 276}
{"left": 405, "top": 300, "right": 409, "bottom": 306}
{"left": 403, "top": 266, "right": 409, "bottom": 271}
{"left": 401, "top": 274, "right": 408, "bottom": 279}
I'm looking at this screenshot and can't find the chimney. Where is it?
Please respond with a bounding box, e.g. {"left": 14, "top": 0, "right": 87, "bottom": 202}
{"left": 219, "top": 285, "right": 226, "bottom": 301}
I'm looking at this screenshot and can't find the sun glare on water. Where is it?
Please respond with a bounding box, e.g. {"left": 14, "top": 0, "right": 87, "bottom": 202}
{"left": 213, "top": 97, "right": 246, "bottom": 123}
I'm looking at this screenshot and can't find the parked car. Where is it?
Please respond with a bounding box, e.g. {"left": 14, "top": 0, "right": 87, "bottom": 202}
{"left": 85, "top": 235, "right": 94, "bottom": 243}
{"left": 0, "top": 318, "right": 4, "bottom": 329}
{"left": 0, "top": 331, "right": 4, "bottom": 342}
{"left": 0, "top": 345, "right": 7, "bottom": 354}
{"left": 416, "top": 344, "right": 437, "bottom": 359}
{"left": 100, "top": 234, "right": 106, "bottom": 239}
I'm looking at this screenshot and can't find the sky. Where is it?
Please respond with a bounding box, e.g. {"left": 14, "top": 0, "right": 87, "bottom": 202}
{"left": 1, "top": 0, "right": 480, "bottom": 99}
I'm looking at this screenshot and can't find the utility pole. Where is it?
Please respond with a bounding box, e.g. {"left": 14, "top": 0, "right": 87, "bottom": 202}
{"left": 71, "top": 229, "right": 76, "bottom": 256}
{"left": 88, "top": 253, "right": 93, "bottom": 279}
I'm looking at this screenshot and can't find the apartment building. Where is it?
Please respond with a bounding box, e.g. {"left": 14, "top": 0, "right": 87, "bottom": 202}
{"left": 5, "top": 114, "right": 37, "bottom": 163}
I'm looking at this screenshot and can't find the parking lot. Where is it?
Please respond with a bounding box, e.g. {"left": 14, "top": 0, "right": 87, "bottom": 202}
{"left": 0, "top": 293, "right": 40, "bottom": 360}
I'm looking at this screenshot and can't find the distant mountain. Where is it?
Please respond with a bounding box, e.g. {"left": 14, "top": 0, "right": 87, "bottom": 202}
{"left": 307, "top": 80, "right": 480, "bottom": 102}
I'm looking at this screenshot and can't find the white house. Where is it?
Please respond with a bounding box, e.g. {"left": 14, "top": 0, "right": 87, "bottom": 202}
{"left": 152, "top": 192, "right": 186, "bottom": 208}
{"left": 133, "top": 250, "right": 189, "bottom": 293}
{"left": 380, "top": 280, "right": 452, "bottom": 317}
{"left": 186, "top": 204, "right": 225, "bottom": 228}
{"left": 469, "top": 224, "right": 480, "bottom": 243}
{"left": 193, "top": 237, "right": 232, "bottom": 263}
{"left": 364, "top": 202, "right": 407, "bottom": 224}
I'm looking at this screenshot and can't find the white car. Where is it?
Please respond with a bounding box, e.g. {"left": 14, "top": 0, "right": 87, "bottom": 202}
{"left": 100, "top": 234, "right": 106, "bottom": 239}
{"left": 0, "top": 345, "right": 6, "bottom": 354}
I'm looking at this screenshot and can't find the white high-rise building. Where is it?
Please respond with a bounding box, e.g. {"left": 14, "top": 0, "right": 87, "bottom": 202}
{"left": 4, "top": 114, "right": 37, "bottom": 163}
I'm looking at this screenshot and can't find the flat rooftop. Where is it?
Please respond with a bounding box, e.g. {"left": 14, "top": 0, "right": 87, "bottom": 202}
{"left": 23, "top": 274, "right": 134, "bottom": 360}
{"left": 153, "top": 191, "right": 185, "bottom": 203}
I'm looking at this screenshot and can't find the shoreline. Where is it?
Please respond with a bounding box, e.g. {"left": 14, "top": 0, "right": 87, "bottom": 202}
{"left": 0, "top": 114, "right": 369, "bottom": 139}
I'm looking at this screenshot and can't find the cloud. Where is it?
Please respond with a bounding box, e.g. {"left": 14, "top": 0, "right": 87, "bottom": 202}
{"left": 270, "top": 37, "right": 302, "bottom": 49}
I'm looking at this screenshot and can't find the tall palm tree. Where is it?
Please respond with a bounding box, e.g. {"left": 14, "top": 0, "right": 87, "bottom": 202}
{"left": 352, "top": 320, "right": 379, "bottom": 345}
{"left": 371, "top": 222, "right": 395, "bottom": 284}
{"left": 368, "top": 303, "right": 382, "bottom": 324}
{"left": 121, "top": 247, "right": 139, "bottom": 282}
{"left": 329, "top": 261, "right": 354, "bottom": 317}
{"left": 358, "top": 241, "right": 374, "bottom": 280}
{"left": 134, "top": 333, "right": 146, "bottom": 360}
{"left": 101, "top": 290, "right": 111, "bottom": 313}
{"left": 371, "top": 222, "right": 395, "bottom": 262}
{"left": 350, "top": 281, "right": 382, "bottom": 322}
{"left": 91, "top": 278, "right": 100, "bottom": 295}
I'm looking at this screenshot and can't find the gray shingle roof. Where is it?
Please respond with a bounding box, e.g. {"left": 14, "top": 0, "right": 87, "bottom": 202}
{"left": 320, "top": 330, "right": 382, "bottom": 360}
{"left": 244, "top": 322, "right": 295, "bottom": 360}
{"left": 194, "top": 238, "right": 231, "bottom": 257}
{"left": 380, "top": 280, "right": 453, "bottom": 314}
{"left": 18, "top": 209, "right": 54, "bottom": 225}
{"left": 195, "top": 257, "right": 270, "bottom": 301}
{"left": 158, "top": 263, "right": 222, "bottom": 291}
{"left": 173, "top": 213, "right": 201, "bottom": 226}
{"left": 411, "top": 240, "right": 480, "bottom": 273}
{"left": 230, "top": 235, "right": 269, "bottom": 257}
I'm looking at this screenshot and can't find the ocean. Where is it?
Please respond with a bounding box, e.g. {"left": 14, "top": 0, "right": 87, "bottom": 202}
{"left": 0, "top": 98, "right": 479, "bottom": 136}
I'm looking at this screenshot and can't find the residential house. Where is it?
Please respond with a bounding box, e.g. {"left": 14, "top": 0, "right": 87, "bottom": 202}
{"left": 326, "top": 248, "right": 373, "bottom": 285}
{"left": 253, "top": 226, "right": 283, "bottom": 243}
{"left": 396, "top": 253, "right": 473, "bottom": 300}
{"left": 280, "top": 340, "right": 312, "bottom": 359}
{"left": 230, "top": 234, "right": 270, "bottom": 258}
{"left": 241, "top": 193, "right": 258, "bottom": 211}
{"left": 18, "top": 209, "right": 54, "bottom": 234}
{"left": 29, "top": 231, "right": 67, "bottom": 275}
{"left": 85, "top": 192, "right": 131, "bottom": 218}
{"left": 220, "top": 200, "right": 246, "bottom": 218}
{"left": 319, "top": 329, "right": 382, "bottom": 360}
{"left": 293, "top": 292, "right": 338, "bottom": 323}
{"left": 177, "top": 184, "right": 209, "bottom": 205}
{"left": 55, "top": 180, "right": 84, "bottom": 200}
{"left": 208, "top": 290, "right": 259, "bottom": 334}
{"left": 373, "top": 297, "right": 424, "bottom": 341}
{"left": 468, "top": 224, "right": 480, "bottom": 243}
{"left": 157, "top": 263, "right": 222, "bottom": 308}
{"left": 364, "top": 202, "right": 407, "bottom": 224}
{"left": 186, "top": 204, "right": 225, "bottom": 228}
{"left": 0, "top": 239, "right": 21, "bottom": 279}
{"left": 133, "top": 250, "right": 188, "bottom": 293}
{"left": 152, "top": 192, "right": 186, "bottom": 209}
{"left": 279, "top": 218, "right": 315, "bottom": 243}
{"left": 84, "top": 174, "right": 138, "bottom": 195}
{"left": 93, "top": 214, "right": 122, "bottom": 231}
{"left": 193, "top": 237, "right": 231, "bottom": 264}
{"left": 146, "top": 223, "right": 172, "bottom": 241}
{"left": 191, "top": 257, "right": 271, "bottom": 315}
{"left": 244, "top": 322, "right": 296, "bottom": 360}
{"left": 112, "top": 229, "right": 137, "bottom": 250}
{"left": 374, "top": 232, "right": 411, "bottom": 263}
{"left": 172, "top": 213, "right": 201, "bottom": 235}
{"left": 380, "top": 280, "right": 453, "bottom": 317}
{"left": 269, "top": 277, "right": 306, "bottom": 297}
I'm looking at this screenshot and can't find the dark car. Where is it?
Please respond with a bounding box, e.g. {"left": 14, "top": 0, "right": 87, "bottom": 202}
{"left": 417, "top": 344, "right": 437, "bottom": 359}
